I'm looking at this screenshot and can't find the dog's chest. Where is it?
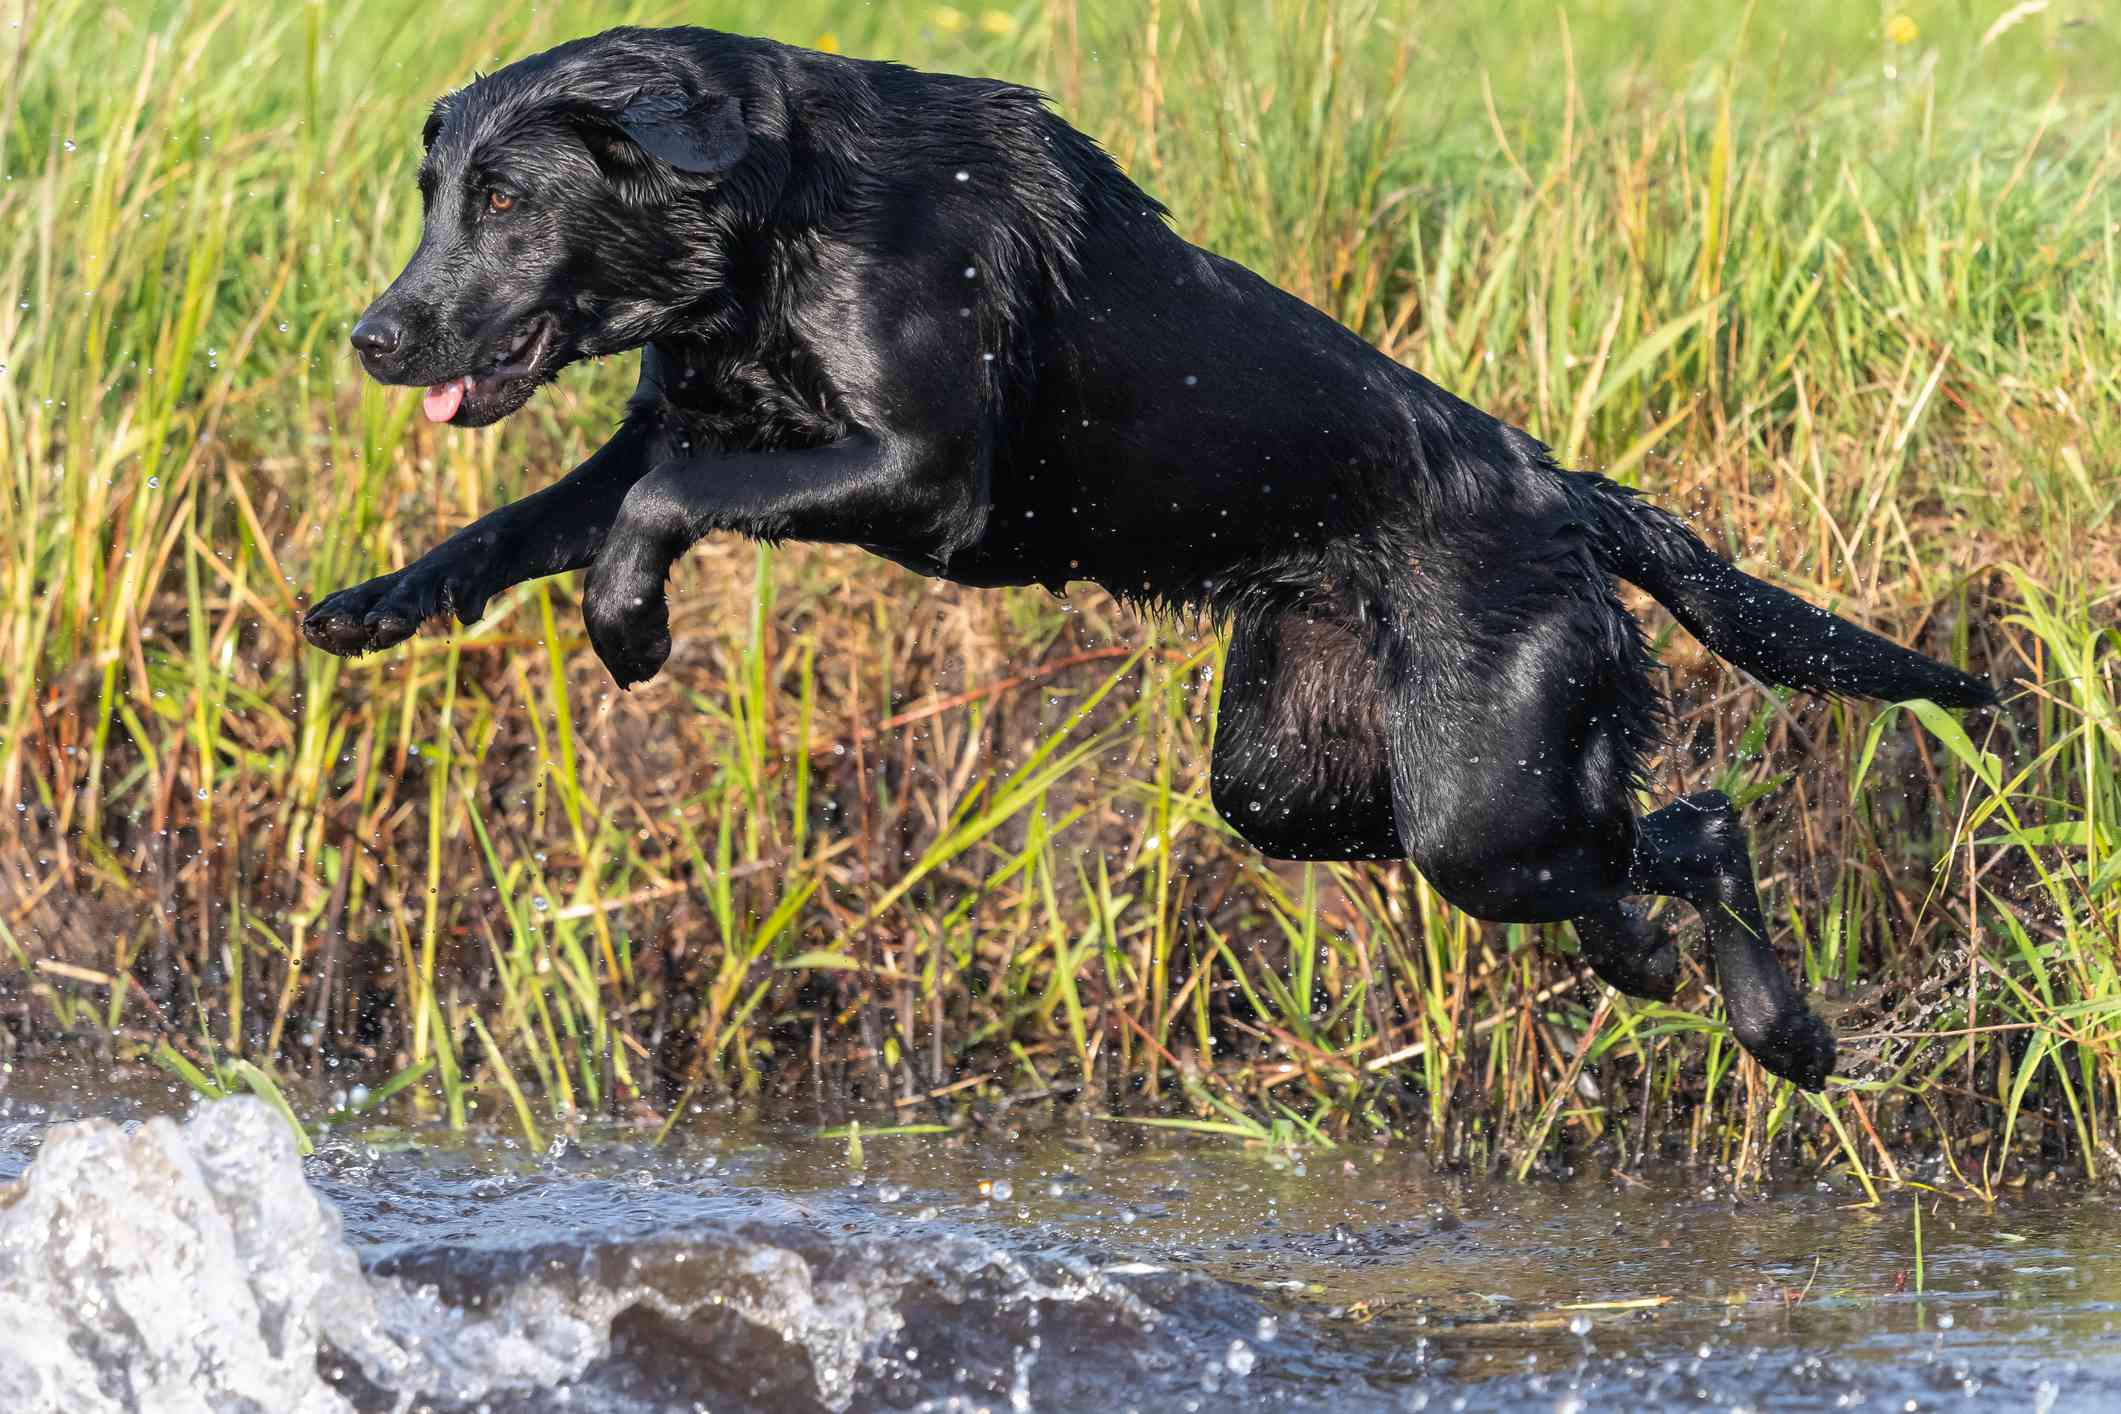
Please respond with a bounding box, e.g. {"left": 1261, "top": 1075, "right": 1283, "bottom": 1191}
{"left": 647, "top": 340, "right": 846, "bottom": 454}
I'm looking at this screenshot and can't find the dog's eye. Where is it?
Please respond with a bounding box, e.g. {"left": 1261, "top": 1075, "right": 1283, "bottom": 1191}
{"left": 486, "top": 189, "right": 515, "bottom": 215}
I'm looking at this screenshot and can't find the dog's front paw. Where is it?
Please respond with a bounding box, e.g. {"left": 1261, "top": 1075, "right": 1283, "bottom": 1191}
{"left": 583, "top": 555, "right": 672, "bottom": 689}
{"left": 302, "top": 547, "right": 496, "bottom": 657}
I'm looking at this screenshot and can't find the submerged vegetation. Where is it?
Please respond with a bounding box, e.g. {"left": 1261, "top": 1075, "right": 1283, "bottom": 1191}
{"left": 2, "top": 0, "right": 2117, "bottom": 1187}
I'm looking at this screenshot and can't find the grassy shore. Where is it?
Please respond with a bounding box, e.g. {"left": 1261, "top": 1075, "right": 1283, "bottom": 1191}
{"left": 3, "top": 0, "right": 2117, "bottom": 1185}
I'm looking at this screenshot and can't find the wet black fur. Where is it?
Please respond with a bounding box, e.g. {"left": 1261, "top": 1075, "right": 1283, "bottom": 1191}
{"left": 306, "top": 26, "right": 1998, "bottom": 1091}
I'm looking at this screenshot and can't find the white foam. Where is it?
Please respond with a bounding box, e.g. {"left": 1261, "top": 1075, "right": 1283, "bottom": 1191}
{"left": 0, "top": 1099, "right": 382, "bottom": 1413}
{"left": 0, "top": 1100, "right": 917, "bottom": 1411}
{"left": 0, "top": 1098, "right": 1153, "bottom": 1412}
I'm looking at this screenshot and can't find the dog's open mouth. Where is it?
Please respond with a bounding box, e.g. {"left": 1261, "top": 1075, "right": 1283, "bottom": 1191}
{"left": 421, "top": 318, "right": 553, "bottom": 424}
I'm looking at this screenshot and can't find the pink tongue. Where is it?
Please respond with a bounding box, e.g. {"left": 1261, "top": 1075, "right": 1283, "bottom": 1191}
{"left": 422, "top": 378, "right": 466, "bottom": 423}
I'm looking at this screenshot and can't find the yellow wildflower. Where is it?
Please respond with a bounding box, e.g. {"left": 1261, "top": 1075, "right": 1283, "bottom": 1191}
{"left": 1884, "top": 14, "right": 1918, "bottom": 45}
{"left": 978, "top": 10, "right": 1017, "bottom": 36}
{"left": 814, "top": 31, "right": 840, "bottom": 54}
{"left": 932, "top": 6, "right": 968, "bottom": 32}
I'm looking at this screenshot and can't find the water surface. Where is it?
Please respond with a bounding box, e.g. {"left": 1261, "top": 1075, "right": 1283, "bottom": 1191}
{"left": 1, "top": 1072, "right": 2115, "bottom": 1412}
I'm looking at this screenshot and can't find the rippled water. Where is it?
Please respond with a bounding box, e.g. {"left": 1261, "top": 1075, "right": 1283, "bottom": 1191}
{"left": 2, "top": 1075, "right": 2118, "bottom": 1412}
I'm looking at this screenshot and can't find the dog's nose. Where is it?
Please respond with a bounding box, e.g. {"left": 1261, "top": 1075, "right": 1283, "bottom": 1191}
{"left": 349, "top": 315, "right": 403, "bottom": 358}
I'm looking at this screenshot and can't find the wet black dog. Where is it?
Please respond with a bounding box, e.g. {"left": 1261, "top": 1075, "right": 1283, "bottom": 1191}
{"left": 305, "top": 26, "right": 1995, "bottom": 1089}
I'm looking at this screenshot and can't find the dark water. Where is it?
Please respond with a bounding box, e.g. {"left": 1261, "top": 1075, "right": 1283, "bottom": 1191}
{"left": 1, "top": 1073, "right": 2116, "bottom": 1412}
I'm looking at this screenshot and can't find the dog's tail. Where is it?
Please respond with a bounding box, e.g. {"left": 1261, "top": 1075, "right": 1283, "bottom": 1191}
{"left": 1571, "top": 473, "right": 1996, "bottom": 709}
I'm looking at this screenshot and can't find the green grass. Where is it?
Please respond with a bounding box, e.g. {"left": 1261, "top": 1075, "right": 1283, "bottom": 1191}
{"left": 3, "top": 0, "right": 2118, "bottom": 1188}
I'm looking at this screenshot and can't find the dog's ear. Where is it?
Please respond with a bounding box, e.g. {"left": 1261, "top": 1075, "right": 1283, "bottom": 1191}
{"left": 421, "top": 97, "right": 454, "bottom": 152}
{"left": 610, "top": 92, "right": 748, "bottom": 176}
{"left": 571, "top": 91, "right": 748, "bottom": 200}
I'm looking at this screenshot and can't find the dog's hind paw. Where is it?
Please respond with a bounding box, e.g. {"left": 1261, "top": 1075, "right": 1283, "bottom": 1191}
{"left": 1738, "top": 1007, "right": 1836, "bottom": 1092}
{"left": 1595, "top": 936, "right": 1681, "bottom": 1003}
{"left": 1574, "top": 903, "right": 1681, "bottom": 1003}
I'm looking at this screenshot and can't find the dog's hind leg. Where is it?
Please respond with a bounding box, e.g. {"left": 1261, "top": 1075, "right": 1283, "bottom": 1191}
{"left": 1569, "top": 900, "right": 1680, "bottom": 1002}
{"left": 1211, "top": 582, "right": 1681, "bottom": 999}
{"left": 1373, "top": 525, "right": 1832, "bottom": 1087}
{"left": 1626, "top": 791, "right": 1835, "bottom": 1088}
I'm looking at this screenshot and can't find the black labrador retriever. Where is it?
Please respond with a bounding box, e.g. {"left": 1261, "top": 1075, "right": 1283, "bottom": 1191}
{"left": 305, "top": 27, "right": 1995, "bottom": 1090}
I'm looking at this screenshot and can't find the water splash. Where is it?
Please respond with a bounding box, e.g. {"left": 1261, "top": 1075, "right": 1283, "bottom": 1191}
{"left": 0, "top": 1099, "right": 383, "bottom": 1412}
{"left": 0, "top": 1100, "right": 1216, "bottom": 1413}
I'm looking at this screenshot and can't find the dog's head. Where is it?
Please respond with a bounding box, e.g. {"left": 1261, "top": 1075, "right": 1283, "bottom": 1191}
{"left": 349, "top": 30, "right": 767, "bottom": 427}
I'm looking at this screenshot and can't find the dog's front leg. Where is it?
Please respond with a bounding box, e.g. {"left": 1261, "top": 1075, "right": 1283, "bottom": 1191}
{"left": 303, "top": 417, "right": 660, "bottom": 656}
{"left": 582, "top": 433, "right": 977, "bottom": 686}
